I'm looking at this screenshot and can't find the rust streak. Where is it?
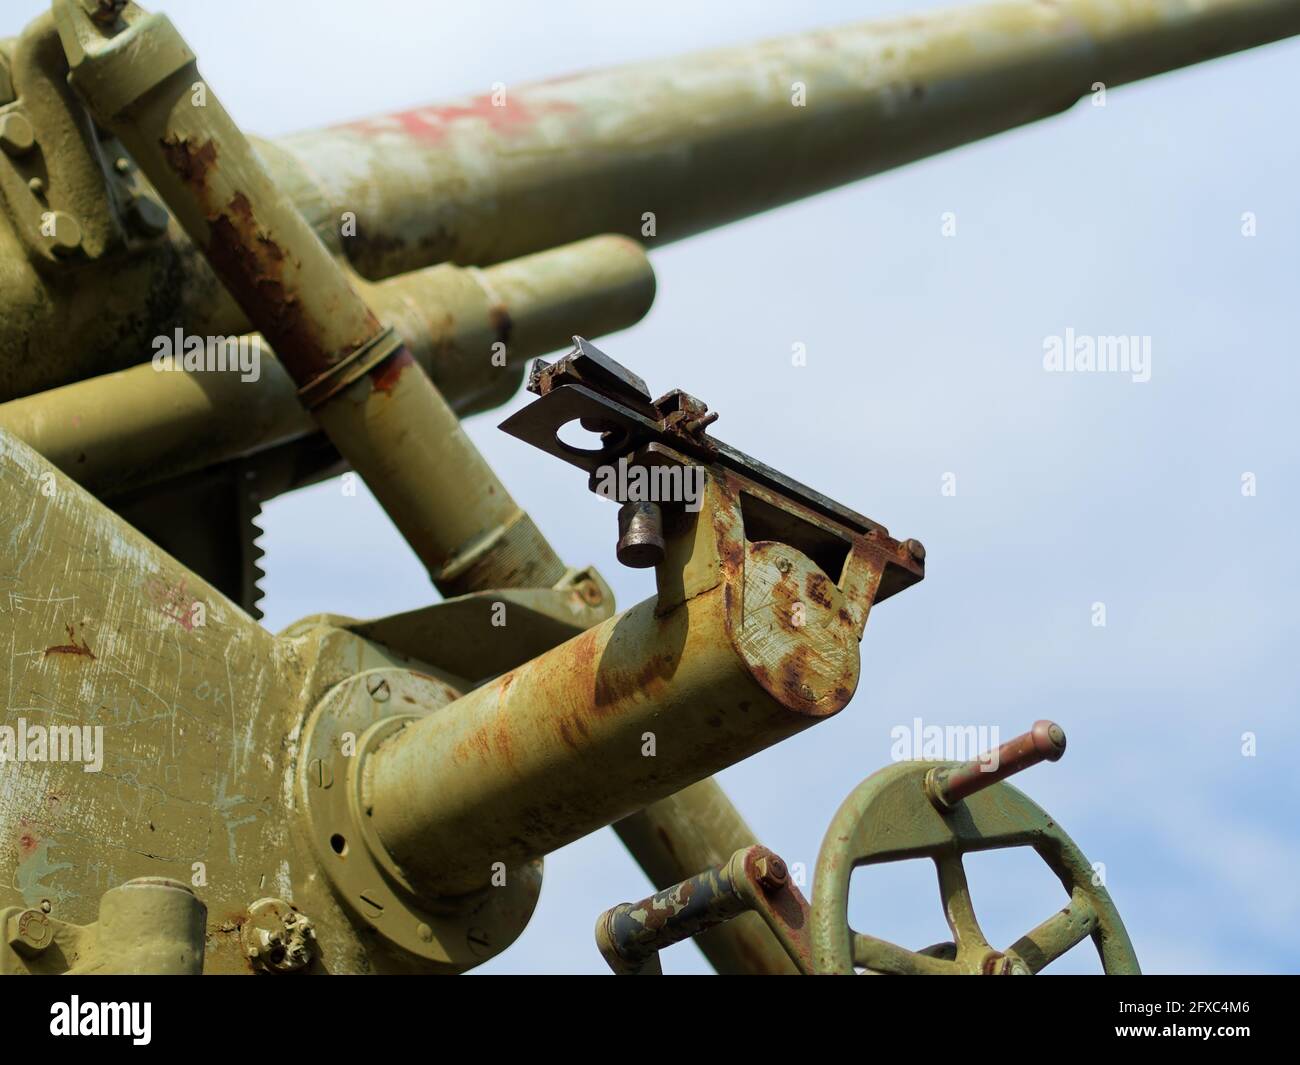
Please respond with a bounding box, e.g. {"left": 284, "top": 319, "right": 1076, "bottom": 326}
{"left": 369, "top": 347, "right": 416, "bottom": 394}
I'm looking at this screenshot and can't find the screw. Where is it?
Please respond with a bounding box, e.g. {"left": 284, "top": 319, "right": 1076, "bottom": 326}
{"left": 904, "top": 538, "right": 926, "bottom": 563}
{"left": 310, "top": 757, "right": 333, "bottom": 789}
{"left": 367, "top": 676, "right": 391, "bottom": 702}
{"left": 775, "top": 556, "right": 791, "bottom": 574}
{"left": 799, "top": 683, "right": 814, "bottom": 701}
{"left": 417, "top": 922, "right": 433, "bottom": 943}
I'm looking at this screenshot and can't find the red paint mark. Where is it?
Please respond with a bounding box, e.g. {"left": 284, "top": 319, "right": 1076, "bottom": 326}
{"left": 342, "top": 95, "right": 578, "bottom": 145}
{"left": 17, "top": 821, "right": 38, "bottom": 858}
{"left": 369, "top": 347, "right": 415, "bottom": 394}
{"left": 43, "top": 622, "right": 95, "bottom": 660}
{"left": 143, "top": 575, "right": 198, "bottom": 631}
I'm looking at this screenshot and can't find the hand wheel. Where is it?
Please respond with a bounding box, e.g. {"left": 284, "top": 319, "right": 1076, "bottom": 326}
{"left": 810, "top": 721, "right": 1139, "bottom": 975}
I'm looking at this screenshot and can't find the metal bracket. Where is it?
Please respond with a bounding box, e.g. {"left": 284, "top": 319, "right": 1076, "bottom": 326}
{"left": 501, "top": 336, "right": 884, "bottom": 535}
{"left": 502, "top": 338, "right": 924, "bottom": 613}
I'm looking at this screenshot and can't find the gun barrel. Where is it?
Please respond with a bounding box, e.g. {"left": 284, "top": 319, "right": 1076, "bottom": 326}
{"left": 272, "top": 0, "right": 1300, "bottom": 281}
{"left": 0, "top": 236, "right": 654, "bottom": 501}
{"left": 364, "top": 576, "right": 853, "bottom": 897}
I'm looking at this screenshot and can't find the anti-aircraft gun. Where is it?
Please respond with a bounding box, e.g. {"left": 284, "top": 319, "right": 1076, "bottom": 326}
{"left": 0, "top": 0, "right": 1294, "bottom": 975}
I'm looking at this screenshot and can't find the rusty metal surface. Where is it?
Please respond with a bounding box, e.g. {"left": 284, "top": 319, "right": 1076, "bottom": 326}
{"left": 55, "top": 0, "right": 571, "bottom": 595}
{"left": 273, "top": 0, "right": 1300, "bottom": 280}
{"left": 613, "top": 779, "right": 800, "bottom": 975}
{"left": 0, "top": 427, "right": 571, "bottom": 972}
{"left": 505, "top": 338, "right": 889, "bottom": 537}
{"left": 0, "top": 429, "right": 300, "bottom": 972}
{"left": 598, "top": 855, "right": 749, "bottom": 975}
{"left": 0, "top": 0, "right": 1284, "bottom": 979}
{"left": 597, "top": 844, "right": 814, "bottom": 975}
{"left": 360, "top": 462, "right": 911, "bottom": 896}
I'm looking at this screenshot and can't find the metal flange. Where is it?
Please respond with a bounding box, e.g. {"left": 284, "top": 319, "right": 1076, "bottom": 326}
{"left": 297, "top": 668, "right": 542, "bottom": 973}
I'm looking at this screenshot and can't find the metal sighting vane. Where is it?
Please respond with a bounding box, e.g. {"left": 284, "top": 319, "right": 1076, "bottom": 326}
{"left": 0, "top": 0, "right": 1293, "bottom": 977}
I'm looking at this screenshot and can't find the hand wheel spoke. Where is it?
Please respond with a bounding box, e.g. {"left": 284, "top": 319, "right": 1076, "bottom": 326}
{"left": 852, "top": 932, "right": 962, "bottom": 975}
{"left": 934, "top": 853, "right": 990, "bottom": 956}
{"left": 1007, "top": 894, "right": 1099, "bottom": 973}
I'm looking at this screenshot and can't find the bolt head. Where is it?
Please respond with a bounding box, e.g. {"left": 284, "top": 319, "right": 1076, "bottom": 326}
{"left": 45, "top": 212, "right": 84, "bottom": 258}
{"left": 754, "top": 853, "right": 789, "bottom": 892}
{"left": 127, "top": 195, "right": 169, "bottom": 237}
{"left": 6, "top": 909, "right": 52, "bottom": 957}
{"left": 242, "top": 898, "right": 316, "bottom": 973}
{"left": 0, "top": 112, "right": 34, "bottom": 156}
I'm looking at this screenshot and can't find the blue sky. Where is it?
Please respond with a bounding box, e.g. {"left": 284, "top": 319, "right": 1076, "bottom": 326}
{"left": 18, "top": 0, "right": 1292, "bottom": 972}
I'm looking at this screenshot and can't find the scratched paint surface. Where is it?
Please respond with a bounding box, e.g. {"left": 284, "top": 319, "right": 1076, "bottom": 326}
{"left": 0, "top": 430, "right": 414, "bottom": 972}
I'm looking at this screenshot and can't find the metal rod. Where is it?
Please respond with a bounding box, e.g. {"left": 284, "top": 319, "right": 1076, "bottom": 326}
{"left": 54, "top": 0, "right": 567, "bottom": 594}
{"left": 926, "top": 720, "right": 1066, "bottom": 809}
{"left": 612, "top": 779, "right": 801, "bottom": 975}
{"left": 597, "top": 863, "right": 749, "bottom": 974}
